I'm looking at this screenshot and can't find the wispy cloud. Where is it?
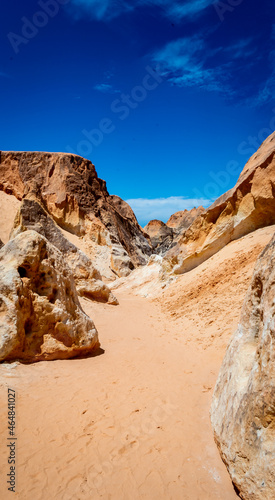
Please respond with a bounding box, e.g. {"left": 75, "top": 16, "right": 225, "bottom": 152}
{"left": 94, "top": 83, "right": 120, "bottom": 94}
{"left": 68, "top": 0, "right": 214, "bottom": 22}
{"left": 254, "top": 72, "right": 275, "bottom": 105}
{"left": 152, "top": 36, "right": 229, "bottom": 93}
{"left": 126, "top": 196, "right": 211, "bottom": 225}
{"left": 151, "top": 35, "right": 258, "bottom": 96}
{"left": 252, "top": 27, "right": 275, "bottom": 105}
{"left": 68, "top": 0, "right": 112, "bottom": 20}
{"left": 166, "top": 0, "right": 213, "bottom": 19}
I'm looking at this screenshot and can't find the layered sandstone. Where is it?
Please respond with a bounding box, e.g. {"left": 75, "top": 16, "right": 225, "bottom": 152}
{"left": 163, "top": 132, "right": 275, "bottom": 275}
{"left": 0, "top": 151, "right": 152, "bottom": 278}
{"left": 0, "top": 231, "right": 99, "bottom": 362}
{"left": 211, "top": 232, "right": 275, "bottom": 500}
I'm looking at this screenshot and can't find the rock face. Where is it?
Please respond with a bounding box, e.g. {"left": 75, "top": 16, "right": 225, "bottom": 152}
{"left": 0, "top": 231, "right": 100, "bottom": 362}
{"left": 144, "top": 219, "right": 175, "bottom": 255}
{"left": 144, "top": 207, "right": 205, "bottom": 256}
{"left": 166, "top": 206, "right": 205, "bottom": 231}
{"left": 164, "top": 132, "right": 275, "bottom": 275}
{"left": 0, "top": 238, "right": 3, "bottom": 250}
{"left": 0, "top": 151, "right": 152, "bottom": 278}
{"left": 10, "top": 195, "right": 118, "bottom": 305}
{"left": 211, "top": 233, "right": 275, "bottom": 500}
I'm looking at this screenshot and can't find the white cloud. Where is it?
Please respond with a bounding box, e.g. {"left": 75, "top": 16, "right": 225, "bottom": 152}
{"left": 166, "top": 0, "right": 213, "bottom": 19}
{"left": 68, "top": 0, "right": 214, "bottom": 21}
{"left": 151, "top": 36, "right": 257, "bottom": 94}
{"left": 252, "top": 45, "right": 275, "bottom": 106}
{"left": 68, "top": 0, "right": 111, "bottom": 20}
{"left": 126, "top": 196, "right": 211, "bottom": 225}
{"left": 152, "top": 36, "right": 228, "bottom": 92}
{"left": 94, "top": 83, "right": 120, "bottom": 94}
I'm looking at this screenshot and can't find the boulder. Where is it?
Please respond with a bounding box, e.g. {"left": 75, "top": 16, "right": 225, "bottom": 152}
{"left": 211, "top": 232, "right": 275, "bottom": 500}
{"left": 0, "top": 151, "right": 152, "bottom": 277}
{"left": 0, "top": 231, "right": 100, "bottom": 362}
{"left": 10, "top": 196, "right": 118, "bottom": 305}
{"left": 164, "top": 132, "right": 275, "bottom": 275}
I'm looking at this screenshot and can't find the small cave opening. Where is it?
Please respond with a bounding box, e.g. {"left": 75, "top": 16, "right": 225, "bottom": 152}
{"left": 18, "top": 266, "right": 27, "bottom": 278}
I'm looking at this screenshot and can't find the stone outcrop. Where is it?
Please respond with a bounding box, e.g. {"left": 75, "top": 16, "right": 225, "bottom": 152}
{"left": 144, "top": 219, "right": 175, "bottom": 255}
{"left": 211, "top": 233, "right": 275, "bottom": 500}
{"left": 0, "top": 151, "right": 152, "bottom": 278}
{"left": 144, "top": 207, "right": 205, "bottom": 256}
{"left": 0, "top": 231, "right": 100, "bottom": 362}
{"left": 166, "top": 206, "right": 205, "bottom": 231}
{"left": 10, "top": 195, "right": 118, "bottom": 305}
{"left": 163, "top": 132, "right": 275, "bottom": 275}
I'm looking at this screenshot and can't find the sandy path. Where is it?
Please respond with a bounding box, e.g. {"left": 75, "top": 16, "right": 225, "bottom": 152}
{"left": 0, "top": 291, "right": 237, "bottom": 500}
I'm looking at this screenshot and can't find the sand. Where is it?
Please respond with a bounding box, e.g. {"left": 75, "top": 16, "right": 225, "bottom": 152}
{"left": 0, "top": 225, "right": 274, "bottom": 500}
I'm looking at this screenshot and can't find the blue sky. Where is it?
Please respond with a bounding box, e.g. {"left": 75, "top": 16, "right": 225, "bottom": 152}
{"left": 0, "top": 0, "right": 274, "bottom": 225}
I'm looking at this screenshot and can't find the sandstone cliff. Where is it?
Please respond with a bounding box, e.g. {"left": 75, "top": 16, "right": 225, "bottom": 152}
{"left": 163, "top": 132, "right": 275, "bottom": 275}
{"left": 0, "top": 151, "right": 152, "bottom": 278}
{"left": 0, "top": 231, "right": 100, "bottom": 362}
{"left": 211, "top": 232, "right": 275, "bottom": 500}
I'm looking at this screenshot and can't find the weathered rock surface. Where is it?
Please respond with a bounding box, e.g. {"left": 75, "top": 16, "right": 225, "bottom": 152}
{"left": 166, "top": 206, "right": 205, "bottom": 231}
{"left": 0, "top": 238, "right": 3, "bottom": 250}
{"left": 0, "top": 191, "right": 21, "bottom": 244}
{"left": 211, "top": 232, "right": 275, "bottom": 500}
{"left": 144, "top": 207, "right": 205, "bottom": 256}
{"left": 144, "top": 219, "right": 175, "bottom": 255}
{"left": 0, "top": 231, "right": 100, "bottom": 362}
{"left": 0, "top": 151, "right": 152, "bottom": 278}
{"left": 10, "top": 196, "right": 118, "bottom": 305}
{"left": 111, "top": 254, "right": 173, "bottom": 298}
{"left": 164, "top": 132, "right": 275, "bottom": 275}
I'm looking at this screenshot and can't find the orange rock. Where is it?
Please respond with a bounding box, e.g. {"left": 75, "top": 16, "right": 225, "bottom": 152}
{"left": 0, "top": 152, "right": 152, "bottom": 278}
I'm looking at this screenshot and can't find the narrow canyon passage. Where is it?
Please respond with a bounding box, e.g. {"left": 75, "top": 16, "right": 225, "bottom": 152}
{"left": 0, "top": 292, "right": 237, "bottom": 500}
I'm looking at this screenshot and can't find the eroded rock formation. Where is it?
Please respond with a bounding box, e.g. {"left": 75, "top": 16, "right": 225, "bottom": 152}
{"left": 0, "top": 151, "right": 152, "bottom": 278}
{"left": 10, "top": 195, "right": 118, "bottom": 305}
{"left": 144, "top": 219, "right": 175, "bottom": 255}
{"left": 0, "top": 231, "right": 100, "bottom": 362}
{"left": 211, "top": 233, "right": 275, "bottom": 500}
{"left": 163, "top": 132, "right": 275, "bottom": 275}
{"left": 166, "top": 206, "right": 205, "bottom": 231}
{"left": 144, "top": 207, "right": 205, "bottom": 255}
